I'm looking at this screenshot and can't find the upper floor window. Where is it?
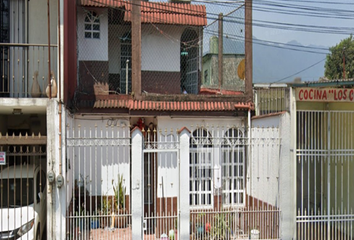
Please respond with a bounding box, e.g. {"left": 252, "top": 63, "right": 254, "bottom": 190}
{"left": 84, "top": 11, "right": 100, "bottom": 39}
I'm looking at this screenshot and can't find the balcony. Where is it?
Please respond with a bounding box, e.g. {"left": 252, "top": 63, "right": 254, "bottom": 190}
{"left": 0, "top": 43, "right": 57, "bottom": 98}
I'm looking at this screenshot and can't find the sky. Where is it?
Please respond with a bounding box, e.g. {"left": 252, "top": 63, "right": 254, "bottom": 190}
{"left": 250, "top": 0, "right": 354, "bottom": 48}
{"left": 150, "top": 0, "right": 354, "bottom": 48}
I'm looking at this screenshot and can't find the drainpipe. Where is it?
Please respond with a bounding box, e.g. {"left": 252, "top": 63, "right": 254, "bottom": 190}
{"left": 247, "top": 108, "right": 252, "bottom": 201}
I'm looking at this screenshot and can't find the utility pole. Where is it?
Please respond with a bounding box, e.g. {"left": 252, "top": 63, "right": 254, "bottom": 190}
{"left": 132, "top": 0, "right": 141, "bottom": 98}
{"left": 218, "top": 13, "right": 223, "bottom": 93}
{"left": 245, "top": 0, "right": 253, "bottom": 102}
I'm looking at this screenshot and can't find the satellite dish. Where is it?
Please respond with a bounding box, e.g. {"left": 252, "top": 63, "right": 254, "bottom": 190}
{"left": 237, "top": 59, "right": 245, "bottom": 80}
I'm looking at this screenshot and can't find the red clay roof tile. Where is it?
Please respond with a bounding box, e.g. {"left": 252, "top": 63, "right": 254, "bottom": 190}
{"left": 80, "top": 0, "right": 207, "bottom": 26}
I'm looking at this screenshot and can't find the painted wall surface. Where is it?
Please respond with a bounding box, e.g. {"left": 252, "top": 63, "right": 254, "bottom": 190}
{"left": 249, "top": 123, "right": 280, "bottom": 207}
{"left": 141, "top": 25, "right": 184, "bottom": 72}
{"left": 28, "top": 0, "right": 57, "bottom": 44}
{"left": 108, "top": 24, "right": 185, "bottom": 74}
{"left": 66, "top": 117, "right": 130, "bottom": 197}
{"left": 77, "top": 8, "right": 108, "bottom": 61}
{"left": 251, "top": 113, "right": 293, "bottom": 239}
{"left": 157, "top": 117, "right": 244, "bottom": 198}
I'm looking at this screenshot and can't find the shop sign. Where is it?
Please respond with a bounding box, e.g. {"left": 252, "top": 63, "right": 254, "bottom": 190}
{"left": 296, "top": 88, "right": 354, "bottom": 102}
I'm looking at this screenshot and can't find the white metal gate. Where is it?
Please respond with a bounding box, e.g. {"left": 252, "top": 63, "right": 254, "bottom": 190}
{"left": 65, "top": 119, "right": 131, "bottom": 240}
{"left": 142, "top": 127, "right": 180, "bottom": 239}
{"left": 0, "top": 134, "right": 47, "bottom": 240}
{"left": 296, "top": 110, "right": 354, "bottom": 239}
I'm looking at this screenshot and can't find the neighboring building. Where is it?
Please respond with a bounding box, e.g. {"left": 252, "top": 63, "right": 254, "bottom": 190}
{"left": 202, "top": 36, "right": 245, "bottom": 93}
{"left": 254, "top": 79, "right": 354, "bottom": 240}
{"left": 0, "top": 0, "right": 59, "bottom": 239}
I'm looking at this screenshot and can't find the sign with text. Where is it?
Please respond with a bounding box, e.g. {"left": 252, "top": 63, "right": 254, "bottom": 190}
{"left": 0, "top": 152, "right": 5, "bottom": 165}
{"left": 296, "top": 88, "right": 354, "bottom": 102}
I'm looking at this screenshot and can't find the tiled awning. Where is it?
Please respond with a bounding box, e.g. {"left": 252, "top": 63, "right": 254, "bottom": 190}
{"left": 80, "top": 0, "right": 207, "bottom": 26}
{"left": 93, "top": 99, "right": 254, "bottom": 111}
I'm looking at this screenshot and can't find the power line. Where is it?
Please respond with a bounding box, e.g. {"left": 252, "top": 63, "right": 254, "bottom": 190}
{"left": 271, "top": 58, "right": 326, "bottom": 83}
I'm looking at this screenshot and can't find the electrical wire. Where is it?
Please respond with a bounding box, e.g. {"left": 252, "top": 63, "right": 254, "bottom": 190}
{"left": 271, "top": 58, "right": 326, "bottom": 83}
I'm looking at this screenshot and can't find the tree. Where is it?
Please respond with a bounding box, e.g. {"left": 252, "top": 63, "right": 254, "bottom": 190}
{"left": 325, "top": 35, "right": 354, "bottom": 79}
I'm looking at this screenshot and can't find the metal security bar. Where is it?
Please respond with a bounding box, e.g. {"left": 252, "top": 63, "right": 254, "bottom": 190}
{"left": 65, "top": 118, "right": 131, "bottom": 240}
{"left": 0, "top": 136, "right": 47, "bottom": 240}
{"left": 254, "top": 87, "right": 290, "bottom": 116}
{"left": 0, "top": 43, "right": 57, "bottom": 98}
{"left": 296, "top": 111, "right": 354, "bottom": 239}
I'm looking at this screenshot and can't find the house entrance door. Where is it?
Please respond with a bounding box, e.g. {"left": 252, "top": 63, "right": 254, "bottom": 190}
{"left": 143, "top": 128, "right": 180, "bottom": 239}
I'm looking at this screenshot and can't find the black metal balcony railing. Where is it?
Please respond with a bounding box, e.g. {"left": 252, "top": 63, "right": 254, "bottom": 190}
{"left": 0, "top": 43, "right": 57, "bottom": 98}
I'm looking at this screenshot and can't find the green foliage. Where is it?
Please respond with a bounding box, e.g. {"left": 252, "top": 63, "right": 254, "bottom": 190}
{"left": 325, "top": 35, "right": 354, "bottom": 79}
{"left": 101, "top": 197, "right": 112, "bottom": 215}
{"left": 210, "top": 213, "right": 230, "bottom": 240}
{"left": 113, "top": 174, "right": 126, "bottom": 210}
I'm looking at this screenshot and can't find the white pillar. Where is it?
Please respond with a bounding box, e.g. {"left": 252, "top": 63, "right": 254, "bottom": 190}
{"left": 47, "top": 99, "right": 66, "bottom": 239}
{"left": 131, "top": 128, "right": 144, "bottom": 239}
{"left": 178, "top": 127, "right": 190, "bottom": 239}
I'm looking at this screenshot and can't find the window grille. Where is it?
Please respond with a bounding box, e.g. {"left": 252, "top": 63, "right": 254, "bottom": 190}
{"left": 84, "top": 11, "right": 100, "bottom": 39}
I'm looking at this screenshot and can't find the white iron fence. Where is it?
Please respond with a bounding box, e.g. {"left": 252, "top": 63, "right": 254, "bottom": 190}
{"left": 62, "top": 120, "right": 282, "bottom": 240}
{"left": 65, "top": 118, "right": 131, "bottom": 240}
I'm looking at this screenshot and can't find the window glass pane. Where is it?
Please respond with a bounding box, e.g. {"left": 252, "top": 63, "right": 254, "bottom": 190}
{"left": 85, "top": 24, "right": 91, "bottom": 30}
{"left": 93, "top": 32, "right": 100, "bottom": 39}
{"left": 85, "top": 32, "right": 91, "bottom": 38}
{"left": 93, "top": 24, "right": 100, "bottom": 31}
{"left": 85, "top": 16, "right": 90, "bottom": 22}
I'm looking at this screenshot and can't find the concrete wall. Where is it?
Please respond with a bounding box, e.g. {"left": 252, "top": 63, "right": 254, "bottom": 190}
{"left": 251, "top": 113, "right": 294, "bottom": 239}
{"left": 202, "top": 54, "right": 245, "bottom": 91}
{"left": 250, "top": 116, "right": 280, "bottom": 206}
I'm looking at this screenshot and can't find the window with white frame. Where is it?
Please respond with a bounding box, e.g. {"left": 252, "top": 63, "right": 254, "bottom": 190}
{"left": 84, "top": 11, "right": 100, "bottom": 39}
{"left": 222, "top": 128, "right": 245, "bottom": 206}
{"left": 189, "top": 128, "right": 213, "bottom": 207}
